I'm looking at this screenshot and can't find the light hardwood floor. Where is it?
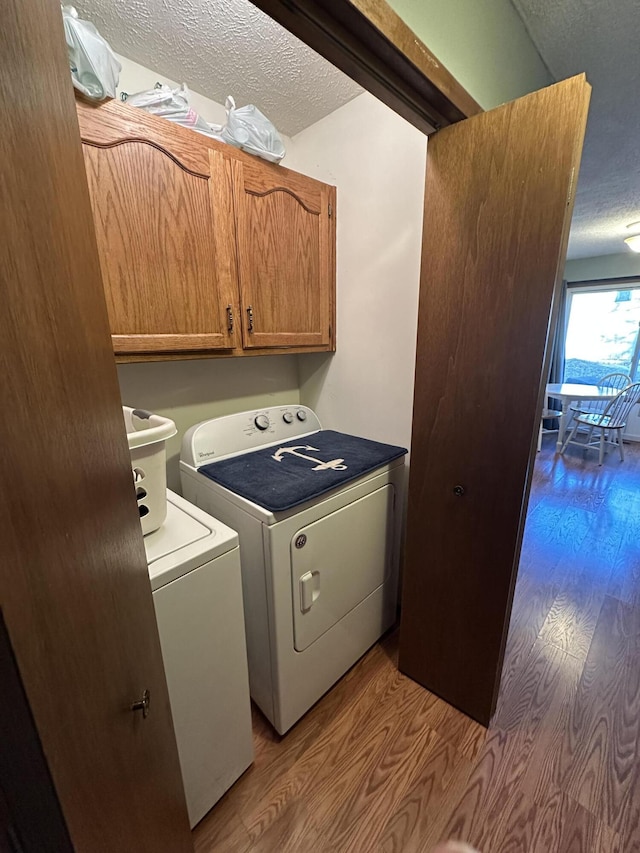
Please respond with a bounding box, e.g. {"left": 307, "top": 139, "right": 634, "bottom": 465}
{"left": 193, "top": 436, "right": 640, "bottom": 852}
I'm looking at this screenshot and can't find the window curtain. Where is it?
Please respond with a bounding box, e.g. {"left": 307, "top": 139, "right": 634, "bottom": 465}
{"left": 549, "top": 279, "right": 568, "bottom": 385}
{"left": 546, "top": 279, "right": 569, "bottom": 422}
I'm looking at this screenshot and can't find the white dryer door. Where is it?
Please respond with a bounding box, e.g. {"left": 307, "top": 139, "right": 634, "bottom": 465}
{"left": 291, "top": 484, "right": 395, "bottom": 652}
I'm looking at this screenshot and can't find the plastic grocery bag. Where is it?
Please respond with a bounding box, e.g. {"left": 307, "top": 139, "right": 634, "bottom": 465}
{"left": 62, "top": 5, "right": 120, "bottom": 101}
{"left": 122, "top": 83, "right": 219, "bottom": 139}
{"left": 210, "top": 97, "right": 286, "bottom": 163}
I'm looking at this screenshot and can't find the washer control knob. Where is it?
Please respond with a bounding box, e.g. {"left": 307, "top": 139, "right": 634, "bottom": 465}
{"left": 283, "top": 412, "right": 294, "bottom": 424}
{"left": 254, "top": 414, "right": 270, "bottom": 431}
{"left": 296, "top": 410, "right": 307, "bottom": 422}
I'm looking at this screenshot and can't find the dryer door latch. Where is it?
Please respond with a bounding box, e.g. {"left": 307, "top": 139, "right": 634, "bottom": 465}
{"left": 300, "top": 571, "right": 320, "bottom": 612}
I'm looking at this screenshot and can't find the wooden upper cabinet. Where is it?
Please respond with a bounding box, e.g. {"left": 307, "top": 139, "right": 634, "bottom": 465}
{"left": 75, "top": 99, "right": 336, "bottom": 359}
{"left": 77, "top": 101, "right": 238, "bottom": 354}
{"left": 231, "top": 158, "right": 336, "bottom": 349}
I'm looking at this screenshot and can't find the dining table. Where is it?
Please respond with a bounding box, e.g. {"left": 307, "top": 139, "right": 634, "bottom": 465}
{"left": 545, "top": 382, "right": 620, "bottom": 451}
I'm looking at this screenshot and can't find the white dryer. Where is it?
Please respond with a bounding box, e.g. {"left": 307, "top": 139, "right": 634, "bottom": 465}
{"left": 180, "top": 406, "right": 407, "bottom": 735}
{"left": 144, "top": 490, "right": 253, "bottom": 827}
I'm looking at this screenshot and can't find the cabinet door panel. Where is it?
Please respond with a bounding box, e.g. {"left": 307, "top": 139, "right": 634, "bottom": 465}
{"left": 232, "top": 159, "right": 334, "bottom": 349}
{"left": 399, "top": 75, "right": 591, "bottom": 726}
{"left": 82, "top": 140, "right": 237, "bottom": 354}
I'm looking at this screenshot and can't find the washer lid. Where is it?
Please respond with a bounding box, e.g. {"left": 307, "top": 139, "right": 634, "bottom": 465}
{"left": 144, "top": 491, "right": 238, "bottom": 590}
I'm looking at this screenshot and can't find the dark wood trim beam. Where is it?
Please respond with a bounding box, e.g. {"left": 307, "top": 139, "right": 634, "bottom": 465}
{"left": 249, "top": 0, "right": 482, "bottom": 134}
{"left": 567, "top": 275, "right": 640, "bottom": 288}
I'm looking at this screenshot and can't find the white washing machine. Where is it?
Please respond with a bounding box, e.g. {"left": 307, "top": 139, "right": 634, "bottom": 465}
{"left": 180, "top": 406, "right": 407, "bottom": 735}
{"left": 144, "top": 490, "right": 253, "bottom": 828}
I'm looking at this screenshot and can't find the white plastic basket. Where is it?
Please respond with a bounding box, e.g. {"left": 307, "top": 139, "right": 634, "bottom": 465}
{"left": 123, "top": 407, "right": 177, "bottom": 535}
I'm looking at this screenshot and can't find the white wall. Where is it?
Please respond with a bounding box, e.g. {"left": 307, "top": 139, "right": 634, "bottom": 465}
{"left": 565, "top": 251, "right": 640, "bottom": 282}
{"left": 387, "top": 0, "right": 552, "bottom": 109}
{"left": 118, "top": 357, "right": 299, "bottom": 492}
{"left": 114, "top": 54, "right": 300, "bottom": 493}
{"left": 115, "top": 54, "right": 294, "bottom": 163}
{"left": 287, "top": 92, "right": 427, "bottom": 455}
{"left": 116, "top": 54, "right": 226, "bottom": 125}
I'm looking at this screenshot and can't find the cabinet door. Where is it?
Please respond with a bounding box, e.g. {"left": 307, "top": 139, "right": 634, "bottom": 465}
{"left": 231, "top": 158, "right": 335, "bottom": 349}
{"left": 399, "top": 75, "right": 591, "bottom": 726}
{"left": 79, "top": 107, "right": 238, "bottom": 355}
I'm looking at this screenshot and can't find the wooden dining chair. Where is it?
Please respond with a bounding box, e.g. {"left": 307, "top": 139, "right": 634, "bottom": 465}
{"left": 561, "top": 381, "right": 640, "bottom": 464}
{"left": 569, "top": 371, "right": 632, "bottom": 417}
{"left": 537, "top": 406, "right": 562, "bottom": 451}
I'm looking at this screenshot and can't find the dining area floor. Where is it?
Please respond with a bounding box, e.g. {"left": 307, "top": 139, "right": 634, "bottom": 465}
{"left": 193, "top": 436, "right": 640, "bottom": 852}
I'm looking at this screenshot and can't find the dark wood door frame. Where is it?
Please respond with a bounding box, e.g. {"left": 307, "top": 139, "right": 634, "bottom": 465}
{"left": 1, "top": 0, "right": 192, "bottom": 848}
{"left": 250, "top": 0, "right": 482, "bottom": 133}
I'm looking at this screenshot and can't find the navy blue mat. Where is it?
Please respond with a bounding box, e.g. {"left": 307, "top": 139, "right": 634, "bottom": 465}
{"left": 199, "top": 429, "right": 407, "bottom": 512}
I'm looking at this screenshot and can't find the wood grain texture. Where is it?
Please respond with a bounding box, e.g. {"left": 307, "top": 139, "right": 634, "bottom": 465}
{"left": 115, "top": 341, "right": 336, "bottom": 363}
{"left": 399, "top": 75, "right": 591, "bottom": 725}
{"left": 250, "top": 0, "right": 481, "bottom": 133}
{"left": 232, "top": 159, "right": 333, "bottom": 349}
{"left": 1, "top": 2, "right": 192, "bottom": 850}
{"left": 77, "top": 97, "right": 336, "bottom": 359}
{"left": 81, "top": 118, "right": 237, "bottom": 352}
{"left": 193, "top": 438, "right": 640, "bottom": 852}
{"left": 77, "top": 97, "right": 213, "bottom": 175}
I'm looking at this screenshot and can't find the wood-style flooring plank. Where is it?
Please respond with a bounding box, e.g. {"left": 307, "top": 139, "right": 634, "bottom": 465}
{"left": 377, "top": 734, "right": 473, "bottom": 853}
{"left": 558, "top": 800, "right": 621, "bottom": 853}
{"left": 324, "top": 704, "right": 436, "bottom": 852}
{"left": 538, "top": 568, "right": 607, "bottom": 660}
{"left": 192, "top": 791, "right": 252, "bottom": 853}
{"left": 244, "top": 658, "right": 419, "bottom": 843}
{"left": 548, "top": 595, "right": 640, "bottom": 833}
{"left": 529, "top": 787, "right": 577, "bottom": 853}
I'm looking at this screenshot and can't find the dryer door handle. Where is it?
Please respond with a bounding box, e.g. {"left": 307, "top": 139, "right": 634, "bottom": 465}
{"left": 299, "top": 571, "right": 320, "bottom": 612}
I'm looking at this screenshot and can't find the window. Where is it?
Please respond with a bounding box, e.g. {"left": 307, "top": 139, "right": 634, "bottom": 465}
{"left": 563, "top": 279, "right": 640, "bottom": 383}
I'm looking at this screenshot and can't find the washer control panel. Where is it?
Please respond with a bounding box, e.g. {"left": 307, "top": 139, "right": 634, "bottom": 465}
{"left": 183, "top": 405, "right": 322, "bottom": 467}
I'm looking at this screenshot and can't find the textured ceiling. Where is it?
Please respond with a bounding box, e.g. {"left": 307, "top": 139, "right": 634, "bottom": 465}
{"left": 511, "top": 0, "right": 640, "bottom": 259}
{"left": 76, "top": 0, "right": 362, "bottom": 137}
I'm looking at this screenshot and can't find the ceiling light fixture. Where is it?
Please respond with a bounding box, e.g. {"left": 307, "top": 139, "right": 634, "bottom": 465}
{"left": 625, "top": 222, "right": 640, "bottom": 253}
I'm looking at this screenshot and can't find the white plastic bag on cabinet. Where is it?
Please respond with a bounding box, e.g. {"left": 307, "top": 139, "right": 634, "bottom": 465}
{"left": 121, "top": 83, "right": 219, "bottom": 138}
{"left": 62, "top": 5, "right": 121, "bottom": 101}
{"left": 209, "top": 97, "right": 286, "bottom": 163}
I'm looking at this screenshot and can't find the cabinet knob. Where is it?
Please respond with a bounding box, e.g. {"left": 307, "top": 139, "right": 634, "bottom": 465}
{"left": 453, "top": 485, "right": 465, "bottom": 497}
{"left": 131, "top": 689, "right": 150, "bottom": 718}
{"left": 226, "top": 305, "right": 234, "bottom": 332}
{"left": 247, "top": 305, "right": 254, "bottom": 333}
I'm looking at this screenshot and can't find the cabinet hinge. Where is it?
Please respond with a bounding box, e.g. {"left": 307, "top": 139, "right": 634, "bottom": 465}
{"left": 328, "top": 202, "right": 333, "bottom": 218}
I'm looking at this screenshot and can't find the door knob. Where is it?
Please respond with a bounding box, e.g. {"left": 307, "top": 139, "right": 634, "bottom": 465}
{"left": 131, "top": 689, "right": 150, "bottom": 718}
